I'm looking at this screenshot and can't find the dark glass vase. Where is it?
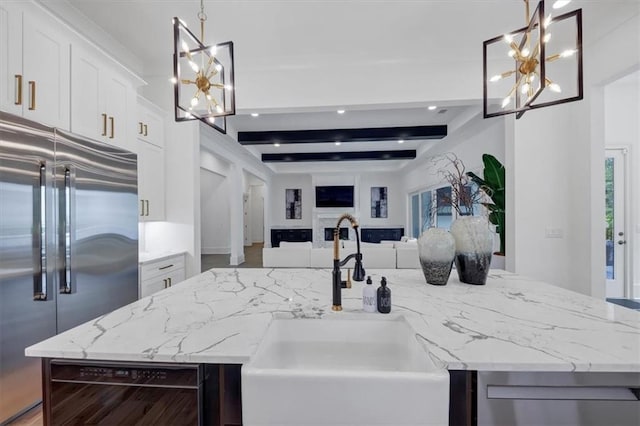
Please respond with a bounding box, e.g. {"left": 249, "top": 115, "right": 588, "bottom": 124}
{"left": 450, "top": 217, "right": 493, "bottom": 285}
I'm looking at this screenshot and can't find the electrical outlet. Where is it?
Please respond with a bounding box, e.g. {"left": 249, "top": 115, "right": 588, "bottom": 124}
{"left": 545, "top": 228, "right": 563, "bottom": 238}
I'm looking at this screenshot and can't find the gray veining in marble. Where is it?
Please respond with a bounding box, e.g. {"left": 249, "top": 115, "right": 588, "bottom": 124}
{"left": 26, "top": 269, "right": 640, "bottom": 372}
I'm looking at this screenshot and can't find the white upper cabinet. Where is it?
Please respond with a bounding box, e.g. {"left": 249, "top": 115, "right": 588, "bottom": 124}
{"left": 136, "top": 97, "right": 165, "bottom": 148}
{"left": 0, "top": 1, "right": 71, "bottom": 129}
{"left": 71, "top": 43, "right": 136, "bottom": 152}
{"left": 136, "top": 97, "right": 166, "bottom": 222}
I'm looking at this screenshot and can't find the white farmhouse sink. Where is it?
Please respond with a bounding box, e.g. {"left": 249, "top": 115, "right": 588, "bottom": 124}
{"left": 241, "top": 316, "right": 449, "bottom": 426}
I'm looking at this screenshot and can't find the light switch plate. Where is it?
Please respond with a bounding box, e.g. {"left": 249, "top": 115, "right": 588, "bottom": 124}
{"left": 545, "top": 228, "right": 563, "bottom": 238}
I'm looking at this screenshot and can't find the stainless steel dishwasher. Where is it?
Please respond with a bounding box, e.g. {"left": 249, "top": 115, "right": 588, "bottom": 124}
{"left": 45, "top": 360, "right": 205, "bottom": 425}
{"left": 477, "top": 371, "right": 640, "bottom": 425}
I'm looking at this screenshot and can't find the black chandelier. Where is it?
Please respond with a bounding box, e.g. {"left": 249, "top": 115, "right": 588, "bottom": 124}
{"left": 483, "top": 0, "right": 583, "bottom": 119}
{"left": 172, "top": 0, "right": 235, "bottom": 133}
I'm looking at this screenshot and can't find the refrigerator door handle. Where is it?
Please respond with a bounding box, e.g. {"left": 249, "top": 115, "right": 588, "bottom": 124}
{"left": 34, "top": 164, "right": 48, "bottom": 301}
{"left": 61, "top": 168, "right": 72, "bottom": 294}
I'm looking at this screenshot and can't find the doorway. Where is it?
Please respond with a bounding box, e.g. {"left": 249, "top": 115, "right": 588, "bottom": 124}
{"left": 605, "top": 148, "right": 628, "bottom": 298}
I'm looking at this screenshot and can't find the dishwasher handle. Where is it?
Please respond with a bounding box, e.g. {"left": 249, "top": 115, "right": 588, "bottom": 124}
{"left": 487, "top": 385, "right": 640, "bottom": 401}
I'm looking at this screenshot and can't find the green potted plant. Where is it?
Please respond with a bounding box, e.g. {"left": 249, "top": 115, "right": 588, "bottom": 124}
{"left": 466, "top": 154, "right": 505, "bottom": 255}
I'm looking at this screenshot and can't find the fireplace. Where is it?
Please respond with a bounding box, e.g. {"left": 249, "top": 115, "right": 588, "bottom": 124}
{"left": 324, "top": 227, "right": 349, "bottom": 241}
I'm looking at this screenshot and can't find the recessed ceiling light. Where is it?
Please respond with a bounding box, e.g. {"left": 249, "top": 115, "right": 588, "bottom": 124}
{"left": 274, "top": 143, "right": 280, "bottom": 147}
{"left": 428, "top": 105, "right": 437, "bottom": 111}
{"left": 398, "top": 139, "right": 404, "bottom": 144}
{"left": 337, "top": 109, "right": 346, "bottom": 114}
{"left": 251, "top": 113, "right": 259, "bottom": 117}
{"left": 335, "top": 141, "right": 341, "bottom": 146}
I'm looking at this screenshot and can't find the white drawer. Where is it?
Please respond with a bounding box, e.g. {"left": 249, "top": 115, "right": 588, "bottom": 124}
{"left": 139, "top": 268, "right": 185, "bottom": 298}
{"left": 140, "top": 254, "right": 185, "bottom": 281}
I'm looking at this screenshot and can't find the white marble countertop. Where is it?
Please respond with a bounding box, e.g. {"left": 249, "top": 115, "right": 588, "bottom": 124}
{"left": 138, "top": 250, "right": 187, "bottom": 265}
{"left": 26, "top": 269, "right": 640, "bottom": 372}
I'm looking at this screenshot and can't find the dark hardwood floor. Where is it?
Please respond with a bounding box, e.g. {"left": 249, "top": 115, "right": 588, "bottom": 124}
{"left": 7, "top": 404, "right": 42, "bottom": 426}
{"left": 201, "top": 243, "right": 263, "bottom": 272}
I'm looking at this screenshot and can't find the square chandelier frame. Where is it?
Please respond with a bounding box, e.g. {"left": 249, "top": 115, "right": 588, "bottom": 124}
{"left": 172, "top": 17, "right": 235, "bottom": 132}
{"left": 483, "top": 4, "right": 583, "bottom": 119}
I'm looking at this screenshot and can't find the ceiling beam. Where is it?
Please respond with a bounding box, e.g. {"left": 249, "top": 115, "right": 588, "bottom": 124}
{"left": 262, "top": 150, "right": 417, "bottom": 163}
{"left": 239, "top": 125, "right": 447, "bottom": 145}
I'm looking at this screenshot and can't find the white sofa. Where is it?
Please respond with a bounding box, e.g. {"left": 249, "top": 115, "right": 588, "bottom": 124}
{"left": 263, "top": 240, "right": 418, "bottom": 269}
{"left": 262, "top": 241, "right": 311, "bottom": 268}
{"left": 305, "top": 241, "right": 397, "bottom": 269}
{"left": 341, "top": 241, "right": 397, "bottom": 269}
{"left": 395, "top": 240, "right": 420, "bottom": 269}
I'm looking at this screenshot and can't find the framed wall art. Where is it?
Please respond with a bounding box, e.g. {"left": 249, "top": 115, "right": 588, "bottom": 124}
{"left": 286, "top": 188, "right": 302, "bottom": 219}
{"left": 371, "top": 187, "right": 388, "bottom": 218}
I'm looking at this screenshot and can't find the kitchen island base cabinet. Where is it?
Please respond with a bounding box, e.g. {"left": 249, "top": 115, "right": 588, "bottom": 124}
{"left": 41, "top": 360, "right": 242, "bottom": 426}
{"left": 477, "top": 371, "right": 640, "bottom": 426}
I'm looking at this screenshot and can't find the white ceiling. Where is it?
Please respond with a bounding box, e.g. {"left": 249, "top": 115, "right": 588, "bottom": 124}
{"left": 59, "top": 0, "right": 636, "bottom": 171}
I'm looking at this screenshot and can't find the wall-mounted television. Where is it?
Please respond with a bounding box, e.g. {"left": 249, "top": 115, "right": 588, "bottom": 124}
{"left": 315, "top": 185, "right": 354, "bottom": 208}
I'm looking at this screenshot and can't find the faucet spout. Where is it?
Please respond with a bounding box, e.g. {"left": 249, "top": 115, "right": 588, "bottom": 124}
{"left": 332, "top": 214, "right": 365, "bottom": 311}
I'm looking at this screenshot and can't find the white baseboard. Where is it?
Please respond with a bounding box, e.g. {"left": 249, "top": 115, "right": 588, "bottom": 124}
{"left": 202, "top": 246, "right": 230, "bottom": 255}
{"left": 230, "top": 254, "right": 245, "bottom": 266}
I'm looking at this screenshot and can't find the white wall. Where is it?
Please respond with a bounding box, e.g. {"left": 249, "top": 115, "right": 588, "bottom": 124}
{"left": 604, "top": 71, "right": 640, "bottom": 297}
{"left": 510, "top": 12, "right": 639, "bottom": 297}
{"left": 200, "top": 169, "right": 231, "bottom": 254}
{"left": 269, "top": 174, "right": 314, "bottom": 228}
{"left": 251, "top": 185, "right": 265, "bottom": 243}
{"left": 144, "top": 121, "right": 201, "bottom": 277}
{"left": 403, "top": 116, "right": 506, "bottom": 193}
{"left": 199, "top": 124, "right": 273, "bottom": 264}
{"left": 267, "top": 172, "right": 405, "bottom": 227}
{"left": 358, "top": 173, "right": 404, "bottom": 229}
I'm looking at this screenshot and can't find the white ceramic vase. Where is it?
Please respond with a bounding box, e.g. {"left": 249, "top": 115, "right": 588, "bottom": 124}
{"left": 417, "top": 228, "right": 455, "bottom": 285}
{"left": 450, "top": 216, "right": 493, "bottom": 285}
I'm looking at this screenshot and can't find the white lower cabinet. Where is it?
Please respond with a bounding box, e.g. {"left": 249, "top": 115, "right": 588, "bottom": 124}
{"left": 139, "top": 254, "right": 185, "bottom": 298}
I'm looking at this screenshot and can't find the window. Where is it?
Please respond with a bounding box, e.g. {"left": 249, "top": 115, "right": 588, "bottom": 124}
{"left": 420, "top": 190, "right": 432, "bottom": 232}
{"left": 410, "top": 177, "right": 484, "bottom": 236}
{"left": 435, "top": 187, "right": 453, "bottom": 230}
{"left": 411, "top": 194, "right": 420, "bottom": 238}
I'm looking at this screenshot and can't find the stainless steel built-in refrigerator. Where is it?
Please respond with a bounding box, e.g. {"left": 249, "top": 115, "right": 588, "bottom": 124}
{"left": 0, "top": 112, "right": 139, "bottom": 423}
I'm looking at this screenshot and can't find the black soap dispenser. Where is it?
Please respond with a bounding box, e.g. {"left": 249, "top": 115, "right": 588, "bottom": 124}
{"left": 377, "top": 277, "right": 391, "bottom": 314}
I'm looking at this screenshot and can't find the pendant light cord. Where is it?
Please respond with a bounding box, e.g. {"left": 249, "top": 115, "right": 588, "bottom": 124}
{"left": 198, "top": 0, "right": 207, "bottom": 41}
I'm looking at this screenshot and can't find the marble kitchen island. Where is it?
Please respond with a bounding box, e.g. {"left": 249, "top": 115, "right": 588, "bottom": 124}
{"left": 26, "top": 268, "right": 640, "bottom": 425}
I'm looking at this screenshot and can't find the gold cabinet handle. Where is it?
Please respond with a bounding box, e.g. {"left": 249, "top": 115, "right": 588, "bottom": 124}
{"left": 140, "top": 200, "right": 145, "bottom": 217}
{"left": 145, "top": 199, "right": 150, "bottom": 216}
{"left": 138, "top": 122, "right": 144, "bottom": 135}
{"left": 28, "top": 81, "right": 36, "bottom": 110}
{"left": 109, "top": 116, "right": 114, "bottom": 139}
{"left": 163, "top": 279, "right": 168, "bottom": 289}
{"left": 14, "top": 75, "right": 22, "bottom": 105}
{"left": 143, "top": 124, "right": 148, "bottom": 136}
{"left": 102, "top": 113, "right": 108, "bottom": 136}
{"left": 168, "top": 277, "right": 172, "bottom": 287}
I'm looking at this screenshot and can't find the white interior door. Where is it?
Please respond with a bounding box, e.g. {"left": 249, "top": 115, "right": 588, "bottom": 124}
{"left": 605, "top": 149, "right": 627, "bottom": 298}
